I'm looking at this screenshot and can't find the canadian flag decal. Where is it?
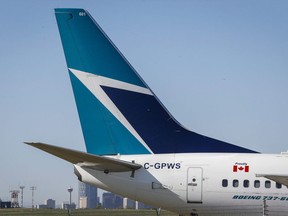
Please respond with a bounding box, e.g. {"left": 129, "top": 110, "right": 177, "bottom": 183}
{"left": 233, "top": 163, "right": 249, "bottom": 172}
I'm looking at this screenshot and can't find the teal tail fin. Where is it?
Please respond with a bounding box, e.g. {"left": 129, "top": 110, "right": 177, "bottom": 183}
{"left": 55, "top": 8, "right": 256, "bottom": 155}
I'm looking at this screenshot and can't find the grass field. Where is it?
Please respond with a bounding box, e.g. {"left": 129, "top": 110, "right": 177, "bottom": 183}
{"left": 0, "top": 208, "right": 177, "bottom": 216}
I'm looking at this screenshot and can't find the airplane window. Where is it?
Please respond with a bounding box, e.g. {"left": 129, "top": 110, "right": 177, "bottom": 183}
{"left": 254, "top": 180, "right": 260, "bottom": 188}
{"left": 233, "top": 180, "right": 239, "bottom": 188}
{"left": 222, "top": 179, "right": 228, "bottom": 187}
{"left": 276, "top": 183, "right": 282, "bottom": 189}
{"left": 265, "top": 181, "right": 271, "bottom": 188}
{"left": 243, "top": 180, "right": 249, "bottom": 188}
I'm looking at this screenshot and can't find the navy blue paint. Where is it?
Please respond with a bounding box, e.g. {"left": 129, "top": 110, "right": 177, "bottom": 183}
{"left": 102, "top": 86, "right": 257, "bottom": 154}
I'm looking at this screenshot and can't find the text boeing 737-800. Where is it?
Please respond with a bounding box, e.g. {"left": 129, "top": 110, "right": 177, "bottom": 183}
{"left": 26, "top": 8, "right": 288, "bottom": 216}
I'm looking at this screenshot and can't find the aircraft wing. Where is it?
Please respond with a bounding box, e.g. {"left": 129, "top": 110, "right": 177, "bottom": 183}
{"left": 25, "top": 142, "right": 142, "bottom": 172}
{"left": 256, "top": 174, "right": 288, "bottom": 187}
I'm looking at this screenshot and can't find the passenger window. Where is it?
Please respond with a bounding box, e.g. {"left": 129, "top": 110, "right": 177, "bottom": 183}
{"left": 254, "top": 180, "right": 260, "bottom": 188}
{"left": 233, "top": 180, "right": 239, "bottom": 188}
{"left": 265, "top": 180, "right": 271, "bottom": 188}
{"left": 243, "top": 180, "right": 249, "bottom": 188}
{"left": 222, "top": 179, "right": 228, "bottom": 187}
{"left": 276, "top": 183, "right": 282, "bottom": 189}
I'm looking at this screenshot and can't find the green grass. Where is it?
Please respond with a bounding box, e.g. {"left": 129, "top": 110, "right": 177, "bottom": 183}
{"left": 0, "top": 208, "right": 177, "bottom": 216}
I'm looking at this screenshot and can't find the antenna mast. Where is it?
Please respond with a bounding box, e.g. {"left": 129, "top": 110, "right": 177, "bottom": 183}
{"left": 19, "top": 186, "right": 25, "bottom": 207}
{"left": 30, "top": 186, "right": 37, "bottom": 209}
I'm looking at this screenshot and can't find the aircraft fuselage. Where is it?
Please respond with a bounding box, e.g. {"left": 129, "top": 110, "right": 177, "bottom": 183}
{"left": 75, "top": 153, "right": 288, "bottom": 215}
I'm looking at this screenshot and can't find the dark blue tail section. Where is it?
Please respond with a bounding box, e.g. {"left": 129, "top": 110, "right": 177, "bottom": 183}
{"left": 55, "top": 8, "right": 257, "bottom": 155}
{"left": 102, "top": 86, "right": 256, "bottom": 153}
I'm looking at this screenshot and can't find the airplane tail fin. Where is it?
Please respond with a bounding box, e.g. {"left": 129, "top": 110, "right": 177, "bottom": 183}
{"left": 55, "top": 8, "right": 256, "bottom": 155}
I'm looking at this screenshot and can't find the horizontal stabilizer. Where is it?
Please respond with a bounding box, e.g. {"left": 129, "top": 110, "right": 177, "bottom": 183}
{"left": 256, "top": 174, "right": 288, "bottom": 187}
{"left": 25, "top": 142, "right": 142, "bottom": 172}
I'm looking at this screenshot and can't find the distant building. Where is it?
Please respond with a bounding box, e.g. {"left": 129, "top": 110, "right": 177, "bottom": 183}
{"left": 37, "top": 198, "right": 55, "bottom": 209}
{"left": 123, "top": 198, "right": 152, "bottom": 209}
{"left": 102, "top": 192, "right": 152, "bottom": 210}
{"left": 79, "top": 196, "right": 87, "bottom": 209}
{"left": 45, "top": 199, "right": 55, "bottom": 209}
{"left": 0, "top": 201, "right": 12, "bottom": 208}
{"left": 78, "top": 182, "right": 98, "bottom": 208}
{"left": 62, "top": 202, "right": 76, "bottom": 210}
{"left": 10, "top": 190, "right": 19, "bottom": 208}
{"left": 38, "top": 204, "right": 48, "bottom": 209}
{"left": 123, "top": 198, "right": 135, "bottom": 209}
{"left": 102, "top": 193, "right": 123, "bottom": 209}
{"left": 138, "top": 201, "right": 152, "bottom": 209}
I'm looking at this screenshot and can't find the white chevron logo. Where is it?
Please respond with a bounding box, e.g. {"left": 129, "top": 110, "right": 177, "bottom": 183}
{"left": 69, "top": 68, "right": 153, "bottom": 154}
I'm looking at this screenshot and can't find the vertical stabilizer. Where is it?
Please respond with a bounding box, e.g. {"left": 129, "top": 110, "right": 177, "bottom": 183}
{"left": 55, "top": 8, "right": 256, "bottom": 155}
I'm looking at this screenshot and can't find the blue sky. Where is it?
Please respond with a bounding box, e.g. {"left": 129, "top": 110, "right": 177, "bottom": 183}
{"left": 1, "top": 0, "right": 288, "bottom": 207}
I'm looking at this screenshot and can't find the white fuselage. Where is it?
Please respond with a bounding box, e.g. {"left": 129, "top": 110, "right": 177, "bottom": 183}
{"left": 75, "top": 153, "right": 288, "bottom": 215}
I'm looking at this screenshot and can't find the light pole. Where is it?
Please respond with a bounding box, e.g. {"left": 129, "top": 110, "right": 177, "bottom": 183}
{"left": 30, "top": 186, "right": 36, "bottom": 209}
{"left": 19, "top": 186, "right": 25, "bottom": 207}
{"left": 67, "top": 186, "right": 73, "bottom": 215}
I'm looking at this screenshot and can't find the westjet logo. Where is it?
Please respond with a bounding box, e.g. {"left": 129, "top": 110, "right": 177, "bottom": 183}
{"left": 69, "top": 68, "right": 154, "bottom": 154}
{"left": 233, "top": 162, "right": 249, "bottom": 172}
